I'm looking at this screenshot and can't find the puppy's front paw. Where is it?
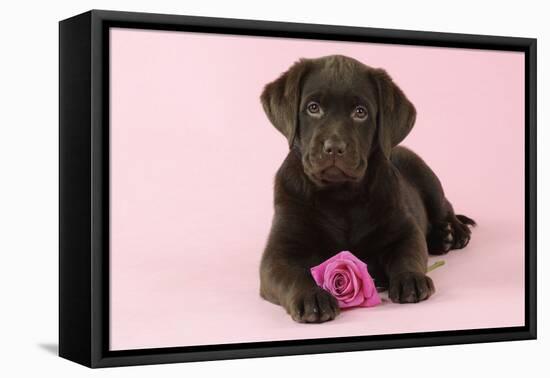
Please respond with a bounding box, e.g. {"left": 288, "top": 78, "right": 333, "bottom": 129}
{"left": 389, "top": 272, "right": 435, "bottom": 303}
{"left": 287, "top": 288, "right": 340, "bottom": 323}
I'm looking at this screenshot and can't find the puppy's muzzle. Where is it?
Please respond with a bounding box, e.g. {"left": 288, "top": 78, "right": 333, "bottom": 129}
{"left": 308, "top": 137, "right": 363, "bottom": 184}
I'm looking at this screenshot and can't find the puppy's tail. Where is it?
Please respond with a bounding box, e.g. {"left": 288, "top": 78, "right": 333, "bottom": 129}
{"left": 456, "top": 214, "right": 477, "bottom": 227}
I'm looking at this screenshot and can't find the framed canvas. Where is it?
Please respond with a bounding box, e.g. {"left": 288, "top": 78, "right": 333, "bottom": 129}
{"left": 59, "top": 9, "right": 537, "bottom": 368}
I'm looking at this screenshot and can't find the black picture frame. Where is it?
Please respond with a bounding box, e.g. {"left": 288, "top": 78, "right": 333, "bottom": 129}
{"left": 59, "top": 9, "right": 537, "bottom": 368}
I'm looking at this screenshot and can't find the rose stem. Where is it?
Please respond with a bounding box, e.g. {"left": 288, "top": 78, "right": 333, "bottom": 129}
{"left": 427, "top": 260, "right": 445, "bottom": 273}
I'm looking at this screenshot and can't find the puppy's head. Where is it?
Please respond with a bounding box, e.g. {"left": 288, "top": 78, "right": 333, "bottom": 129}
{"left": 261, "top": 55, "right": 416, "bottom": 187}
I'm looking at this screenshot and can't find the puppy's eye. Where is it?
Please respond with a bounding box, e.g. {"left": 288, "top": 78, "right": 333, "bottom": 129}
{"left": 352, "top": 106, "right": 368, "bottom": 120}
{"left": 306, "top": 101, "right": 321, "bottom": 115}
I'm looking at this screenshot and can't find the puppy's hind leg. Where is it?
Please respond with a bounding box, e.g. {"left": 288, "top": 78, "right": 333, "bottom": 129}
{"left": 427, "top": 199, "right": 476, "bottom": 255}
{"left": 390, "top": 146, "right": 476, "bottom": 255}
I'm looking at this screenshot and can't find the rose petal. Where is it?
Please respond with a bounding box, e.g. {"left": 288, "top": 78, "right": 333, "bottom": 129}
{"left": 327, "top": 270, "right": 351, "bottom": 299}
{"left": 310, "top": 251, "right": 381, "bottom": 309}
{"left": 354, "top": 260, "right": 377, "bottom": 299}
{"left": 341, "top": 265, "right": 360, "bottom": 302}
{"left": 322, "top": 263, "right": 346, "bottom": 292}
{"left": 339, "top": 291, "right": 365, "bottom": 308}
{"left": 333, "top": 272, "right": 350, "bottom": 294}
{"left": 310, "top": 264, "right": 327, "bottom": 287}
{"left": 334, "top": 273, "right": 347, "bottom": 290}
{"left": 326, "top": 262, "right": 358, "bottom": 302}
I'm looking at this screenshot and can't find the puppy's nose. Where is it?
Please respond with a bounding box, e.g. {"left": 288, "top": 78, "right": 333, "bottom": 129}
{"left": 323, "top": 139, "right": 347, "bottom": 156}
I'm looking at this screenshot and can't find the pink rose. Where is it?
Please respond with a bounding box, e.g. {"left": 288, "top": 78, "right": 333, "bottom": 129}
{"left": 310, "top": 251, "right": 381, "bottom": 309}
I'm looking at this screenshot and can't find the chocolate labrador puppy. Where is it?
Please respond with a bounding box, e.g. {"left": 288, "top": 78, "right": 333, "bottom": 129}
{"left": 259, "top": 55, "right": 475, "bottom": 323}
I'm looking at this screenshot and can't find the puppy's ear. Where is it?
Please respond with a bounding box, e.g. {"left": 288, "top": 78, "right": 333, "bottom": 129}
{"left": 373, "top": 69, "right": 416, "bottom": 158}
{"left": 261, "top": 59, "right": 311, "bottom": 148}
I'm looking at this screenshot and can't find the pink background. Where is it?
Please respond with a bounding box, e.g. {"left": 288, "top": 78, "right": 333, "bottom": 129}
{"left": 109, "top": 28, "right": 525, "bottom": 350}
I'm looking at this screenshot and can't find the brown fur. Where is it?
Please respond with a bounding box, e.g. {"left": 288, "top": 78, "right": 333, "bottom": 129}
{"left": 259, "top": 55, "right": 475, "bottom": 323}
